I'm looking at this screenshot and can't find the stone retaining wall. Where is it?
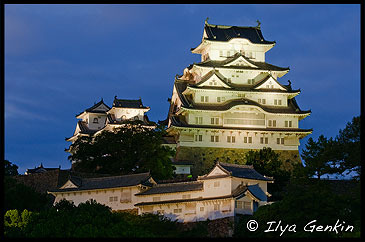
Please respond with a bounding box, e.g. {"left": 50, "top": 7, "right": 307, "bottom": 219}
{"left": 176, "top": 146, "right": 301, "bottom": 177}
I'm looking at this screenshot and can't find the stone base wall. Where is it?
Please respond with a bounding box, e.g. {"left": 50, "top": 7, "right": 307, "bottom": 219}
{"left": 175, "top": 146, "right": 302, "bottom": 177}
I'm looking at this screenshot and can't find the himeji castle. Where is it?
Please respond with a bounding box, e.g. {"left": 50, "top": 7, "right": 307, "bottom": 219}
{"left": 65, "top": 96, "right": 155, "bottom": 166}
{"left": 162, "top": 19, "right": 312, "bottom": 175}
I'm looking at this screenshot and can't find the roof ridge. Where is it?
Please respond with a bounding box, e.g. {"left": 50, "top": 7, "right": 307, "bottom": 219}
{"left": 155, "top": 180, "right": 202, "bottom": 186}
{"left": 219, "top": 162, "right": 254, "bottom": 169}
{"left": 206, "top": 22, "right": 258, "bottom": 29}
{"left": 82, "top": 172, "right": 150, "bottom": 181}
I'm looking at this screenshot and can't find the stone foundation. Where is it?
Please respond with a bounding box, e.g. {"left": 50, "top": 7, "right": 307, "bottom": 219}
{"left": 175, "top": 146, "right": 302, "bottom": 177}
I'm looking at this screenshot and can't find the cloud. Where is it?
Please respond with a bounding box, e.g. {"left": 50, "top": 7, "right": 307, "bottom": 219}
{"left": 5, "top": 102, "right": 54, "bottom": 121}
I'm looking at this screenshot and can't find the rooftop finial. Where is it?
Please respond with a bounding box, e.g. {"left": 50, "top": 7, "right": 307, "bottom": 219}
{"left": 256, "top": 20, "right": 261, "bottom": 29}
{"left": 205, "top": 17, "right": 209, "bottom": 24}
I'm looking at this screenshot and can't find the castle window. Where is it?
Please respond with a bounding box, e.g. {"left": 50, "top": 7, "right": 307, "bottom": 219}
{"left": 277, "top": 138, "right": 285, "bottom": 144}
{"left": 214, "top": 204, "right": 220, "bottom": 211}
{"left": 153, "top": 197, "right": 160, "bottom": 202}
{"left": 211, "top": 117, "right": 219, "bottom": 125}
{"left": 260, "top": 137, "right": 268, "bottom": 144}
{"left": 235, "top": 200, "right": 243, "bottom": 209}
{"left": 195, "top": 117, "right": 203, "bottom": 124}
{"left": 244, "top": 136, "right": 252, "bottom": 143}
{"left": 268, "top": 120, "right": 276, "bottom": 127}
{"left": 200, "top": 207, "right": 204, "bottom": 211}
{"left": 244, "top": 202, "right": 252, "bottom": 210}
{"left": 195, "top": 134, "right": 203, "bottom": 142}
{"left": 214, "top": 181, "right": 220, "bottom": 187}
{"left": 211, "top": 135, "right": 219, "bottom": 142}
{"left": 201, "top": 96, "right": 209, "bottom": 102}
{"left": 93, "top": 118, "right": 98, "bottom": 123}
{"left": 217, "top": 97, "right": 221, "bottom": 102}
{"left": 227, "top": 135, "right": 236, "bottom": 143}
{"left": 285, "top": 120, "right": 293, "bottom": 127}
{"left": 173, "top": 208, "right": 182, "bottom": 213}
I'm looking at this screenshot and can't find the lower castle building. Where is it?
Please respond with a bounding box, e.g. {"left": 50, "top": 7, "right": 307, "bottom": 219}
{"left": 48, "top": 162, "right": 273, "bottom": 222}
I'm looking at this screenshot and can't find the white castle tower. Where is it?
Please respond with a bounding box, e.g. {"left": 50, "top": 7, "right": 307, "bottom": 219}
{"left": 163, "top": 19, "right": 312, "bottom": 175}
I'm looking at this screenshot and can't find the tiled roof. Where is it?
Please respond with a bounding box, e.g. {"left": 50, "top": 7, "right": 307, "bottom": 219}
{"left": 134, "top": 183, "right": 267, "bottom": 206}
{"left": 180, "top": 97, "right": 310, "bottom": 115}
{"left": 169, "top": 115, "right": 312, "bottom": 133}
{"left": 135, "top": 181, "right": 203, "bottom": 196}
{"left": 232, "top": 183, "right": 267, "bottom": 201}
{"left": 25, "top": 163, "right": 60, "bottom": 175}
{"left": 113, "top": 96, "right": 148, "bottom": 109}
{"left": 134, "top": 194, "right": 233, "bottom": 206}
{"left": 77, "top": 120, "right": 98, "bottom": 135}
{"left": 202, "top": 22, "right": 275, "bottom": 44}
{"left": 218, "top": 162, "right": 273, "bottom": 182}
{"left": 49, "top": 172, "right": 152, "bottom": 193}
{"left": 85, "top": 99, "right": 111, "bottom": 112}
{"left": 76, "top": 98, "right": 111, "bottom": 117}
{"left": 194, "top": 53, "right": 288, "bottom": 71}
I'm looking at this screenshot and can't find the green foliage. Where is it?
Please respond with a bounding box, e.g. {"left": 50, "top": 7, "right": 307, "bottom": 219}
{"left": 334, "top": 116, "right": 360, "bottom": 178}
{"left": 7, "top": 199, "right": 182, "bottom": 237}
{"left": 244, "top": 147, "right": 291, "bottom": 200}
{"left": 301, "top": 135, "right": 338, "bottom": 179}
{"left": 68, "top": 121, "right": 175, "bottom": 181}
{"left": 301, "top": 116, "right": 360, "bottom": 180}
{"left": 234, "top": 178, "right": 360, "bottom": 238}
{"left": 4, "top": 176, "right": 52, "bottom": 212}
{"left": 4, "top": 209, "right": 32, "bottom": 237}
{"left": 4, "top": 160, "right": 19, "bottom": 176}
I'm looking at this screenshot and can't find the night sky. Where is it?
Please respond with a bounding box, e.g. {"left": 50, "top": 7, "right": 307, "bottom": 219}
{"left": 4, "top": 4, "right": 361, "bottom": 175}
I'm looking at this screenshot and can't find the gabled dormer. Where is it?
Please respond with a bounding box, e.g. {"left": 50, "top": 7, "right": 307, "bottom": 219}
{"left": 253, "top": 75, "right": 287, "bottom": 91}
{"left": 195, "top": 70, "right": 232, "bottom": 88}
{"left": 223, "top": 55, "right": 258, "bottom": 68}
{"left": 60, "top": 176, "right": 82, "bottom": 189}
{"left": 76, "top": 98, "right": 111, "bottom": 120}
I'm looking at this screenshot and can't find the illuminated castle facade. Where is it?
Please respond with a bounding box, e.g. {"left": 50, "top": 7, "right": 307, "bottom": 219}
{"left": 164, "top": 20, "right": 312, "bottom": 175}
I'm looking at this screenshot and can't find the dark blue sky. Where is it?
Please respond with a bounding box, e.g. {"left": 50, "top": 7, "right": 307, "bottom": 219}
{"left": 5, "top": 4, "right": 361, "bottom": 174}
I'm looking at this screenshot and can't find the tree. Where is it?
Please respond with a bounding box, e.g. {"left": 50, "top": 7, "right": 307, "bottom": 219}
{"left": 244, "top": 147, "right": 291, "bottom": 200}
{"left": 4, "top": 176, "right": 52, "bottom": 212}
{"left": 16, "top": 199, "right": 181, "bottom": 238}
{"left": 301, "top": 135, "right": 338, "bottom": 179}
{"left": 4, "top": 209, "right": 33, "bottom": 237}
{"left": 4, "top": 160, "right": 19, "bottom": 176}
{"left": 68, "top": 121, "right": 175, "bottom": 181}
{"left": 334, "top": 116, "right": 360, "bottom": 178}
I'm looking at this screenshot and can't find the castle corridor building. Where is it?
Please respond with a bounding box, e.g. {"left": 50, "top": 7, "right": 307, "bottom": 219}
{"left": 164, "top": 20, "right": 312, "bottom": 175}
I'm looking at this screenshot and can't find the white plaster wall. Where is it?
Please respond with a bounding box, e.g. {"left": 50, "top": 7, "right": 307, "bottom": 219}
{"left": 53, "top": 186, "right": 142, "bottom": 210}
{"left": 201, "top": 177, "right": 232, "bottom": 198}
{"left": 136, "top": 189, "right": 203, "bottom": 204}
{"left": 109, "top": 108, "right": 146, "bottom": 121}
{"left": 87, "top": 113, "right": 107, "bottom": 130}
{"left": 139, "top": 199, "right": 235, "bottom": 222}
{"left": 231, "top": 177, "right": 268, "bottom": 195}
{"left": 174, "top": 165, "right": 191, "bottom": 174}
{"left": 178, "top": 129, "right": 299, "bottom": 150}
{"left": 203, "top": 39, "right": 271, "bottom": 62}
